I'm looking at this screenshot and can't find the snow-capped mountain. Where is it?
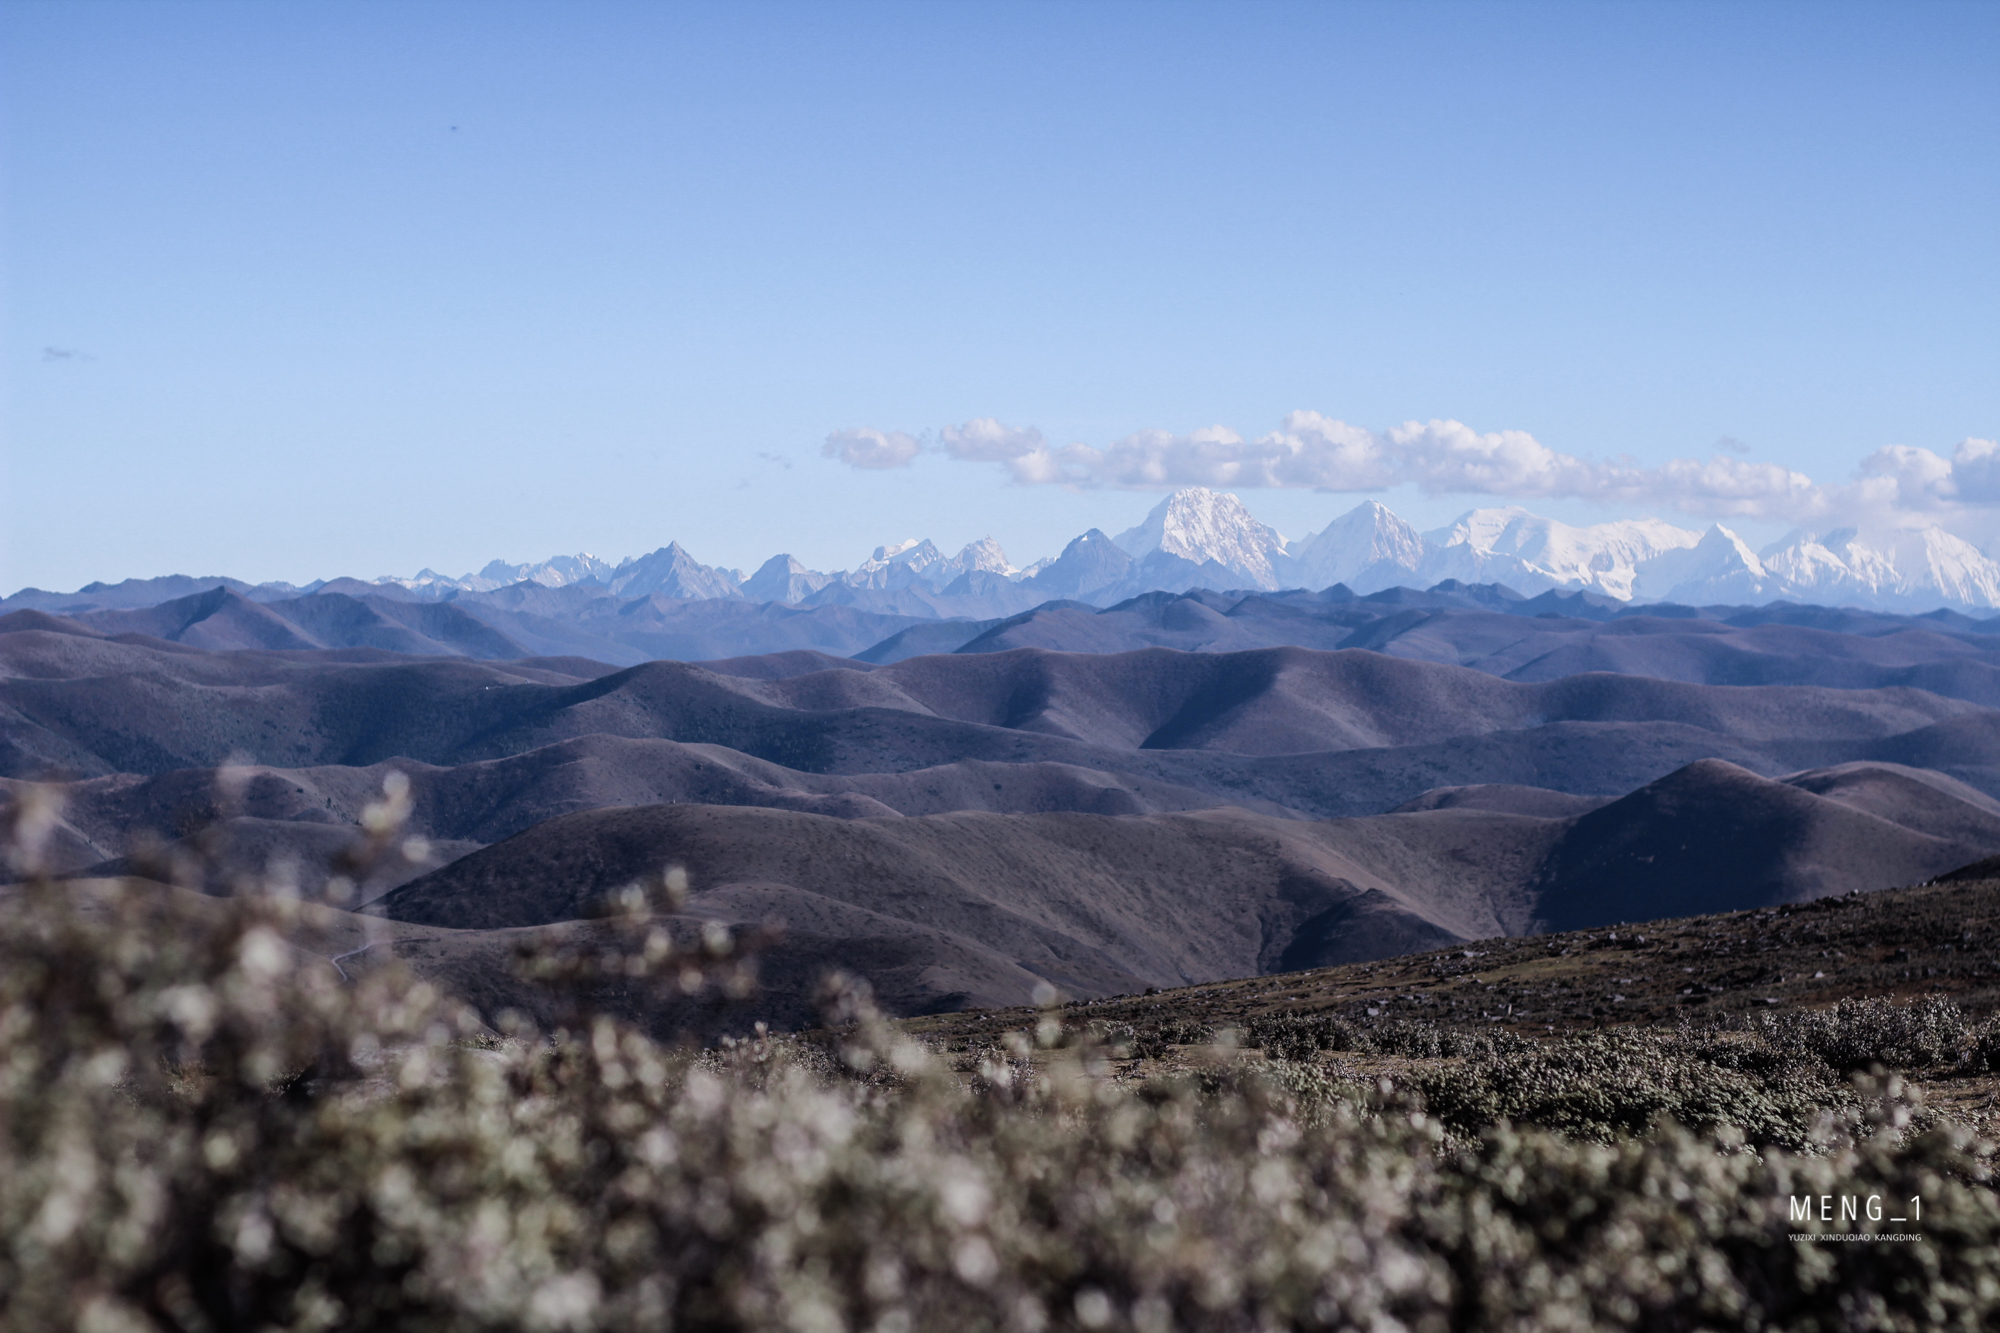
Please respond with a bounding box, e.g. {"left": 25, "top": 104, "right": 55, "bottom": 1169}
{"left": 945, "top": 536, "right": 1017, "bottom": 582}
{"left": 1759, "top": 531, "right": 1865, "bottom": 599}
{"left": 1628, "top": 525, "right": 1768, "bottom": 604}
{"left": 365, "top": 485, "right": 2000, "bottom": 617}
{"left": 742, "top": 555, "right": 834, "bottom": 603}
{"left": 1281, "top": 501, "right": 1424, "bottom": 593}
{"left": 840, "top": 537, "right": 1019, "bottom": 592}
{"left": 1404, "top": 508, "right": 2000, "bottom": 611}
{"left": 376, "top": 553, "right": 618, "bottom": 596}
{"left": 1750, "top": 527, "right": 2000, "bottom": 611}
{"left": 1112, "top": 487, "right": 1289, "bottom": 590}
{"left": 1419, "top": 509, "right": 1702, "bottom": 600}
{"left": 1872, "top": 527, "right": 2000, "bottom": 607}
{"left": 474, "top": 553, "right": 617, "bottom": 592}
{"left": 607, "top": 544, "right": 745, "bottom": 601}
{"left": 842, "top": 538, "right": 950, "bottom": 591}
{"left": 373, "top": 568, "right": 471, "bottom": 597}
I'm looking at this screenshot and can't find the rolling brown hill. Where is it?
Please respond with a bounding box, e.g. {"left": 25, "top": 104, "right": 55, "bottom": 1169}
{"left": 361, "top": 758, "right": 2000, "bottom": 1020}
{"left": 4, "top": 630, "right": 1980, "bottom": 785}
{"left": 14, "top": 622, "right": 2000, "bottom": 1021}
{"left": 884, "top": 590, "right": 2000, "bottom": 708}
{"left": 69, "top": 587, "right": 532, "bottom": 659}
{"left": 6, "top": 580, "right": 947, "bottom": 667}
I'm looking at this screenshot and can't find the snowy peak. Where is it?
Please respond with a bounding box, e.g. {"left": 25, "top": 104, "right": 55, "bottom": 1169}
{"left": 946, "top": 536, "right": 1016, "bottom": 580}
{"left": 371, "top": 494, "right": 2000, "bottom": 616}
{"left": 1877, "top": 527, "right": 2000, "bottom": 606}
{"left": 742, "top": 554, "right": 834, "bottom": 604}
{"left": 1751, "top": 526, "right": 2000, "bottom": 610}
{"left": 845, "top": 538, "right": 950, "bottom": 590}
{"left": 373, "top": 567, "right": 471, "bottom": 597}
{"left": 1421, "top": 508, "right": 1701, "bottom": 599}
{"left": 1113, "top": 487, "right": 1288, "bottom": 589}
{"left": 374, "top": 553, "right": 618, "bottom": 597}
{"left": 1283, "top": 500, "right": 1424, "bottom": 592}
{"left": 461, "top": 553, "right": 617, "bottom": 592}
{"left": 1697, "top": 523, "right": 1767, "bottom": 577}
{"left": 842, "top": 536, "right": 1018, "bottom": 592}
{"left": 608, "top": 543, "right": 744, "bottom": 601}
{"left": 1759, "top": 531, "right": 1857, "bottom": 593}
{"left": 1631, "top": 524, "right": 1768, "bottom": 604}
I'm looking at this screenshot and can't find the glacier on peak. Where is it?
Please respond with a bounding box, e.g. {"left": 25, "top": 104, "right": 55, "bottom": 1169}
{"left": 842, "top": 536, "right": 1019, "bottom": 592}
{"left": 844, "top": 539, "right": 947, "bottom": 590}
{"left": 1760, "top": 527, "right": 2000, "bottom": 609}
{"left": 1629, "top": 525, "right": 1768, "bottom": 604}
{"left": 951, "top": 536, "right": 1018, "bottom": 580}
{"left": 1112, "top": 487, "right": 1289, "bottom": 590}
{"left": 1875, "top": 527, "right": 2000, "bottom": 606}
{"left": 482, "top": 553, "right": 617, "bottom": 591}
{"left": 1282, "top": 500, "right": 1425, "bottom": 592}
{"left": 1419, "top": 509, "right": 1701, "bottom": 601}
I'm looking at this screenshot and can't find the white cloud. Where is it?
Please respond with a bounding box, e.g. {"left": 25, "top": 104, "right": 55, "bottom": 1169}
{"left": 822, "top": 427, "right": 921, "bottom": 470}
{"left": 921, "top": 411, "right": 1832, "bottom": 521}
{"left": 1855, "top": 444, "right": 1957, "bottom": 511}
{"left": 1951, "top": 439, "right": 2000, "bottom": 505}
{"left": 827, "top": 413, "right": 2000, "bottom": 534}
{"left": 939, "top": 418, "right": 1045, "bottom": 462}
{"left": 1854, "top": 438, "right": 2000, "bottom": 512}
{"left": 936, "top": 419, "right": 1069, "bottom": 484}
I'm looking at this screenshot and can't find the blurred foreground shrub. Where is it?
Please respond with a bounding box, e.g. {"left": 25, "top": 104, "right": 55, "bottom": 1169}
{"left": 6, "top": 806, "right": 2000, "bottom": 1329}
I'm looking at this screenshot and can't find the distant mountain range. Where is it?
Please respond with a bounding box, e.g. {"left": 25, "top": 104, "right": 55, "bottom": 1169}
{"left": 13, "top": 572, "right": 2000, "bottom": 676}
{"left": 16, "top": 485, "right": 2000, "bottom": 1022}
{"left": 14, "top": 488, "right": 2000, "bottom": 625}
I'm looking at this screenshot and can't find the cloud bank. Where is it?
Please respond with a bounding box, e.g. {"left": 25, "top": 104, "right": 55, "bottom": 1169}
{"left": 823, "top": 427, "right": 922, "bottom": 469}
{"left": 827, "top": 413, "right": 2000, "bottom": 528}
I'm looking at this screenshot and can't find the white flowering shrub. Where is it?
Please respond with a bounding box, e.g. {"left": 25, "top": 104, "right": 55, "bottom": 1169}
{"left": 5, "top": 787, "right": 2000, "bottom": 1331}
{"left": 1754, "top": 997, "right": 1971, "bottom": 1073}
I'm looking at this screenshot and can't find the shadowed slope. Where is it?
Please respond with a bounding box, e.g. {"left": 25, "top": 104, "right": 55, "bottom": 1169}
{"left": 6, "top": 635, "right": 1996, "bottom": 830}
{"left": 868, "top": 646, "right": 1977, "bottom": 756}
{"left": 1531, "top": 759, "right": 2000, "bottom": 930}
{"left": 897, "top": 591, "right": 2000, "bottom": 704}
{"left": 370, "top": 804, "right": 1480, "bottom": 1008}
{"left": 361, "top": 758, "right": 2000, "bottom": 1017}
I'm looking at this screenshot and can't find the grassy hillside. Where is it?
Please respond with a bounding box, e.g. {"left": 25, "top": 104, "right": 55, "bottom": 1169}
{"left": 908, "top": 870, "right": 2000, "bottom": 1047}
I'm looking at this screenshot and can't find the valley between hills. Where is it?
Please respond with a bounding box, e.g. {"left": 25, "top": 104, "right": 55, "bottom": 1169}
{"left": 11, "top": 578, "right": 2000, "bottom": 1032}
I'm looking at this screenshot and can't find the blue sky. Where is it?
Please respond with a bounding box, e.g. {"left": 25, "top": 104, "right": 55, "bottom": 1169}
{"left": 3, "top": 0, "right": 1995, "bottom": 591}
